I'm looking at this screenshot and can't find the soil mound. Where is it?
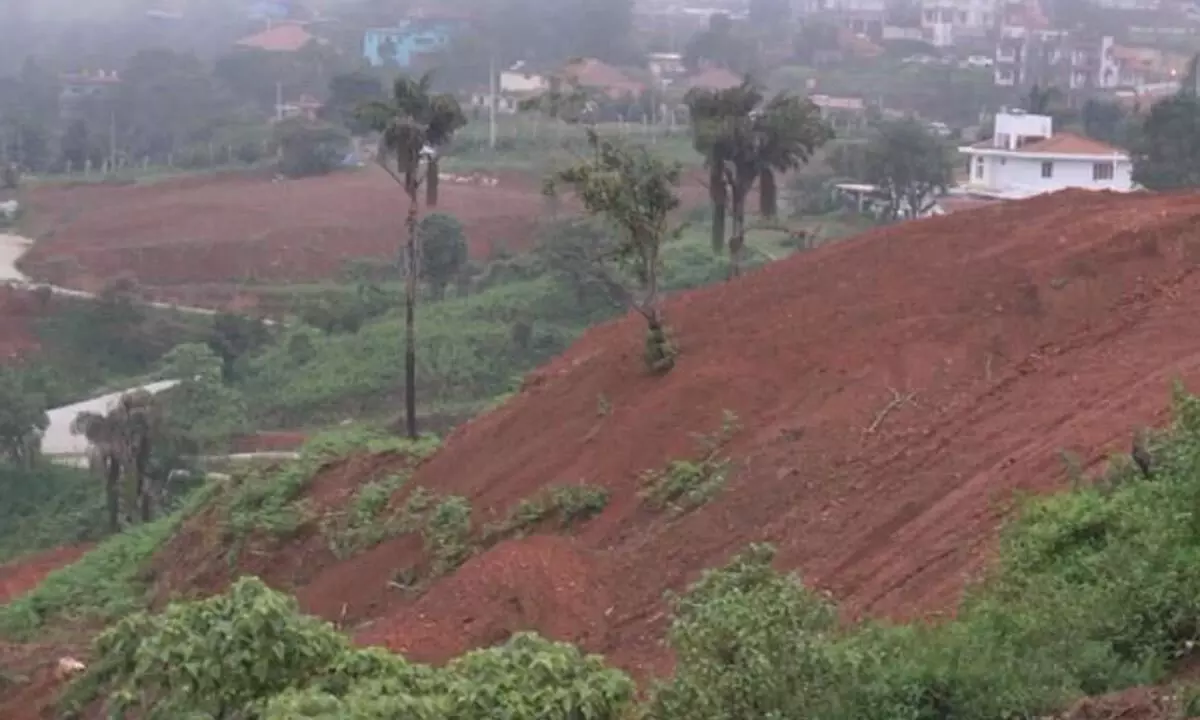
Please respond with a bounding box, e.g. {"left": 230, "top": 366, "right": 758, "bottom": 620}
{"left": 354, "top": 535, "right": 612, "bottom": 663}
{"left": 284, "top": 188, "right": 1200, "bottom": 676}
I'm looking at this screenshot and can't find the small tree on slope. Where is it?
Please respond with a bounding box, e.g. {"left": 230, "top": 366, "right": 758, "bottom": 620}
{"left": 546, "top": 130, "right": 682, "bottom": 373}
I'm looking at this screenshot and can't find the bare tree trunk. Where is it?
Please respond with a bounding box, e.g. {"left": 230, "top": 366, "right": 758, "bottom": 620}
{"left": 709, "top": 161, "right": 727, "bottom": 253}
{"left": 404, "top": 180, "right": 421, "bottom": 440}
{"left": 759, "top": 168, "right": 778, "bottom": 218}
{"left": 136, "top": 439, "right": 152, "bottom": 523}
{"left": 426, "top": 156, "right": 440, "bottom": 207}
{"left": 105, "top": 456, "right": 120, "bottom": 533}
{"left": 729, "top": 190, "right": 746, "bottom": 278}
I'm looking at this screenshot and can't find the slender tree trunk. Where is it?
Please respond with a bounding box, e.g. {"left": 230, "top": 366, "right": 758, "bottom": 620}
{"left": 136, "top": 439, "right": 152, "bottom": 523}
{"left": 759, "top": 168, "right": 778, "bottom": 218}
{"left": 709, "top": 160, "right": 727, "bottom": 253}
{"left": 729, "top": 189, "right": 747, "bottom": 278}
{"left": 404, "top": 180, "right": 421, "bottom": 440}
{"left": 426, "top": 156, "right": 440, "bottom": 207}
{"left": 105, "top": 456, "right": 120, "bottom": 533}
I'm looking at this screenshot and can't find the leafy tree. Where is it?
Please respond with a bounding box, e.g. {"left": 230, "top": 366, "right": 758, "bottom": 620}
{"left": 0, "top": 367, "right": 48, "bottom": 468}
{"left": 71, "top": 389, "right": 159, "bottom": 531}
{"left": 418, "top": 212, "right": 468, "bottom": 300}
{"left": 275, "top": 118, "right": 350, "bottom": 178}
{"left": 1132, "top": 91, "right": 1200, "bottom": 191}
{"left": 357, "top": 73, "right": 466, "bottom": 438}
{"left": 323, "top": 71, "right": 384, "bottom": 135}
{"left": 646, "top": 544, "right": 840, "bottom": 720}
{"left": 862, "top": 117, "right": 953, "bottom": 221}
{"left": 115, "top": 48, "right": 234, "bottom": 161}
{"left": 547, "top": 130, "right": 682, "bottom": 373}
{"left": 688, "top": 79, "right": 832, "bottom": 274}
{"left": 684, "top": 13, "right": 759, "bottom": 74}
{"left": 79, "top": 577, "right": 350, "bottom": 719}
{"left": 1081, "top": 99, "right": 1134, "bottom": 148}
{"left": 208, "top": 312, "right": 272, "bottom": 382}
{"left": 156, "top": 343, "right": 249, "bottom": 457}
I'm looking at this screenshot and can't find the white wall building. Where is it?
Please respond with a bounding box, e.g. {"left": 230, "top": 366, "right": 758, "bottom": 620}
{"left": 955, "top": 110, "right": 1134, "bottom": 199}
{"left": 921, "top": 0, "right": 998, "bottom": 47}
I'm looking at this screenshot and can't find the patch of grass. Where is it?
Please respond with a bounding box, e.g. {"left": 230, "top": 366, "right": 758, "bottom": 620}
{"left": 0, "top": 480, "right": 219, "bottom": 639}
{"left": 222, "top": 428, "right": 439, "bottom": 562}
{"left": 640, "top": 411, "right": 740, "bottom": 514}
{"left": 484, "top": 484, "right": 610, "bottom": 541}
{"left": 324, "top": 473, "right": 412, "bottom": 559}
{"left": 0, "top": 463, "right": 109, "bottom": 564}
{"left": 423, "top": 496, "right": 473, "bottom": 576}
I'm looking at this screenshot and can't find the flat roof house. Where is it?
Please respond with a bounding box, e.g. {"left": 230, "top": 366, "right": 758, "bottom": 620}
{"left": 955, "top": 109, "right": 1133, "bottom": 200}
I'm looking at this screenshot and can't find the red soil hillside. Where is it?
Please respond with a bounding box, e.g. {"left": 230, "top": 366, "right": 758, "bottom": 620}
{"left": 273, "top": 188, "right": 1200, "bottom": 679}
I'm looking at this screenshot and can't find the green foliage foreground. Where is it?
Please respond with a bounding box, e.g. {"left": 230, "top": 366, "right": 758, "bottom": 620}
{"left": 37, "top": 386, "right": 1200, "bottom": 717}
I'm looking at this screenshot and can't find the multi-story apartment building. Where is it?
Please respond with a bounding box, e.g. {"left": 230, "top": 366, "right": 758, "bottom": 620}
{"left": 814, "top": 0, "right": 888, "bottom": 35}
{"left": 920, "top": 0, "right": 999, "bottom": 47}
{"left": 993, "top": 0, "right": 1119, "bottom": 90}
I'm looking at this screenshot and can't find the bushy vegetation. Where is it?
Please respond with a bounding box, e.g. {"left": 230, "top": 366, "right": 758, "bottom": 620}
{"left": 0, "top": 481, "right": 219, "bottom": 639}
{"left": 641, "top": 411, "right": 740, "bottom": 513}
{"left": 223, "top": 427, "right": 439, "bottom": 557}
{"left": 51, "top": 386, "right": 1200, "bottom": 718}
{"left": 484, "top": 484, "right": 610, "bottom": 540}
{"left": 0, "top": 463, "right": 106, "bottom": 563}
{"left": 65, "top": 576, "right": 634, "bottom": 720}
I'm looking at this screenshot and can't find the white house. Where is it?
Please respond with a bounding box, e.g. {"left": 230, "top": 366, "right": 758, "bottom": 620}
{"left": 955, "top": 110, "right": 1133, "bottom": 200}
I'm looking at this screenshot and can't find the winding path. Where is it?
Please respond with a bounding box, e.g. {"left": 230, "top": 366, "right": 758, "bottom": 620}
{"left": 0, "top": 233, "right": 293, "bottom": 466}
{"left": 0, "top": 232, "right": 272, "bottom": 321}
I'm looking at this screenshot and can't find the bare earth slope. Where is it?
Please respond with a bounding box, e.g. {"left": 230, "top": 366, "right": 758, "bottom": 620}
{"left": 287, "top": 189, "right": 1200, "bottom": 677}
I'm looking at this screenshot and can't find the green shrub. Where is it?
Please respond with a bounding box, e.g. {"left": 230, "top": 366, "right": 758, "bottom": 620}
{"left": 484, "top": 484, "right": 610, "bottom": 540}
{"left": 641, "top": 411, "right": 740, "bottom": 513}
{"left": 423, "top": 496, "right": 473, "bottom": 575}
{"left": 0, "top": 481, "right": 217, "bottom": 638}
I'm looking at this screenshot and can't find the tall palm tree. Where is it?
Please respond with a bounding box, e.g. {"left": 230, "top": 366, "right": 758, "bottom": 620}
{"left": 358, "top": 74, "right": 466, "bottom": 439}
{"left": 72, "top": 390, "right": 159, "bottom": 531}
{"left": 366, "top": 72, "right": 467, "bottom": 208}
{"left": 689, "top": 79, "right": 832, "bottom": 275}
{"left": 72, "top": 410, "right": 123, "bottom": 533}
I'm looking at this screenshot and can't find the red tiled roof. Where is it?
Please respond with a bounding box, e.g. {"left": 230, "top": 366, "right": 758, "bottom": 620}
{"left": 1019, "top": 132, "right": 1125, "bottom": 155}
{"left": 970, "top": 132, "right": 1125, "bottom": 155}
{"left": 236, "top": 22, "right": 320, "bottom": 52}
{"left": 563, "top": 58, "right": 645, "bottom": 95}
{"left": 680, "top": 67, "right": 742, "bottom": 91}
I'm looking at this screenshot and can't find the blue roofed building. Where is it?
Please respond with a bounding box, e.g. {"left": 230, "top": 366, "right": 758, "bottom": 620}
{"left": 363, "top": 11, "right": 472, "bottom": 68}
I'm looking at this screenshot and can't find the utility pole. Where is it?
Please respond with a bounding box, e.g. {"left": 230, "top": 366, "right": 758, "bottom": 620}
{"left": 488, "top": 50, "right": 497, "bottom": 150}
{"left": 275, "top": 81, "right": 284, "bottom": 122}
{"left": 109, "top": 107, "right": 117, "bottom": 173}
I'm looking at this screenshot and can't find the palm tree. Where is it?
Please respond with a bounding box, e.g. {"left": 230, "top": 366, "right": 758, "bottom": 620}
{"left": 72, "top": 390, "right": 159, "bottom": 531}
{"left": 72, "top": 410, "right": 123, "bottom": 533}
{"left": 684, "top": 84, "right": 746, "bottom": 253}
{"left": 689, "top": 79, "right": 832, "bottom": 275}
{"left": 358, "top": 74, "right": 466, "bottom": 439}
{"left": 365, "top": 72, "right": 467, "bottom": 208}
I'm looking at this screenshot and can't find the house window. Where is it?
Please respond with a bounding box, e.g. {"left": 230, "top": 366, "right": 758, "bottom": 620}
{"left": 1093, "top": 162, "right": 1114, "bottom": 180}
{"left": 975, "top": 157, "right": 985, "bottom": 179}
{"left": 1041, "top": 161, "right": 1053, "bottom": 178}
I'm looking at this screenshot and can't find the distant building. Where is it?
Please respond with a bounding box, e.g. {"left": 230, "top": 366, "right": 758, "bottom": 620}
{"left": 58, "top": 70, "right": 121, "bottom": 120}
{"left": 236, "top": 21, "right": 325, "bottom": 53}
{"left": 954, "top": 110, "right": 1133, "bottom": 200}
{"left": 921, "top": 0, "right": 998, "bottom": 47}
{"left": 362, "top": 13, "right": 470, "bottom": 69}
